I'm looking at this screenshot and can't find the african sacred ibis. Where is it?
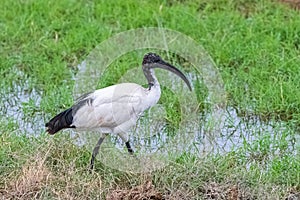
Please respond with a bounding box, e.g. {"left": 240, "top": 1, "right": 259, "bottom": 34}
{"left": 45, "top": 52, "right": 192, "bottom": 169}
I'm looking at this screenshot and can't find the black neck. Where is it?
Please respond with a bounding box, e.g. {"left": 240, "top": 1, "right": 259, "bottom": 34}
{"left": 148, "top": 82, "right": 154, "bottom": 90}
{"left": 143, "top": 67, "right": 157, "bottom": 90}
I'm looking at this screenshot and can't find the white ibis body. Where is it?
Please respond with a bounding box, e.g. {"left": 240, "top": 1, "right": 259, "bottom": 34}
{"left": 45, "top": 53, "right": 192, "bottom": 169}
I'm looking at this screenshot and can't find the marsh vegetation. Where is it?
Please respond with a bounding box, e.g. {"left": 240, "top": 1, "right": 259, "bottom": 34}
{"left": 0, "top": 0, "right": 299, "bottom": 199}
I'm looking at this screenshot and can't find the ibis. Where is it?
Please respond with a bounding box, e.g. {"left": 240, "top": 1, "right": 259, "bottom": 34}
{"left": 45, "top": 52, "right": 192, "bottom": 169}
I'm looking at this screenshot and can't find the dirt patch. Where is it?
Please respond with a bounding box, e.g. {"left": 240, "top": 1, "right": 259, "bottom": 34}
{"left": 164, "top": 189, "right": 194, "bottom": 200}
{"left": 201, "top": 182, "right": 252, "bottom": 200}
{"left": 1, "top": 154, "right": 53, "bottom": 200}
{"left": 106, "top": 180, "right": 163, "bottom": 200}
{"left": 280, "top": 0, "right": 300, "bottom": 9}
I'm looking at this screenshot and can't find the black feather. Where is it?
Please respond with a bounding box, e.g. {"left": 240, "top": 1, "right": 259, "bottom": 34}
{"left": 45, "top": 108, "right": 75, "bottom": 135}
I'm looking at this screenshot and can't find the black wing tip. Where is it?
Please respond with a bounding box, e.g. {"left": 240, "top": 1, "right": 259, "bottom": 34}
{"left": 45, "top": 123, "right": 56, "bottom": 135}
{"left": 45, "top": 107, "right": 74, "bottom": 135}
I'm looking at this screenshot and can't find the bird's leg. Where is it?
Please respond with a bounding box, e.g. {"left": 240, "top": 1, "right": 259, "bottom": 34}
{"left": 118, "top": 132, "right": 134, "bottom": 154}
{"left": 90, "top": 133, "right": 107, "bottom": 170}
{"left": 125, "top": 141, "right": 134, "bottom": 154}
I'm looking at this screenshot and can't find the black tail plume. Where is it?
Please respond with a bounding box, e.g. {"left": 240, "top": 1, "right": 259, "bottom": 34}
{"left": 45, "top": 108, "right": 75, "bottom": 135}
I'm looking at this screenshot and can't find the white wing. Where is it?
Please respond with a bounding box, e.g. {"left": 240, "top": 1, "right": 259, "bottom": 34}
{"left": 71, "top": 83, "right": 149, "bottom": 133}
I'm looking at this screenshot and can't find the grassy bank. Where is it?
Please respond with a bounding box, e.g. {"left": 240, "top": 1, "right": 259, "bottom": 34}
{"left": 1, "top": 0, "right": 300, "bottom": 199}
{"left": 0, "top": 132, "right": 298, "bottom": 199}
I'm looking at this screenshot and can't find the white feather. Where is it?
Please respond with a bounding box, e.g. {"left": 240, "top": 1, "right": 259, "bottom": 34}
{"left": 72, "top": 82, "right": 161, "bottom": 135}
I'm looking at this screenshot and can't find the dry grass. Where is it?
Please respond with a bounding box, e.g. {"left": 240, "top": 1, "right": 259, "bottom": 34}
{"left": 200, "top": 182, "right": 253, "bottom": 200}
{"left": 106, "top": 179, "right": 196, "bottom": 200}
{"left": 280, "top": 0, "right": 300, "bottom": 9}
{"left": 1, "top": 154, "right": 52, "bottom": 199}
{"left": 39, "top": 141, "right": 105, "bottom": 199}
{"left": 285, "top": 187, "right": 300, "bottom": 200}
{"left": 107, "top": 180, "right": 162, "bottom": 200}
{"left": 0, "top": 145, "right": 298, "bottom": 199}
{"left": 0, "top": 142, "right": 106, "bottom": 200}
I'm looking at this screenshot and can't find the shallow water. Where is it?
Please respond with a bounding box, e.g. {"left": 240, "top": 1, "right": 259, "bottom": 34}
{"left": 108, "top": 105, "right": 298, "bottom": 158}
{"left": 1, "top": 67, "right": 298, "bottom": 159}
{"left": 1, "top": 69, "right": 44, "bottom": 135}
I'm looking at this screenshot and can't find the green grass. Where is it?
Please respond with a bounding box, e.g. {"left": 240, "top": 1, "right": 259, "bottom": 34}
{"left": 0, "top": 132, "right": 298, "bottom": 199}
{"left": 0, "top": 0, "right": 300, "bottom": 199}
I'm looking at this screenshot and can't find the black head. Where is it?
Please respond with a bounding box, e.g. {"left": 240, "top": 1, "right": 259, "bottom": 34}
{"left": 142, "top": 52, "right": 162, "bottom": 65}
{"left": 142, "top": 52, "right": 192, "bottom": 91}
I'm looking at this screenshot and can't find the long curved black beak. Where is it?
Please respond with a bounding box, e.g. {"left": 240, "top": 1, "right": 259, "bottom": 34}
{"left": 153, "top": 60, "right": 192, "bottom": 91}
